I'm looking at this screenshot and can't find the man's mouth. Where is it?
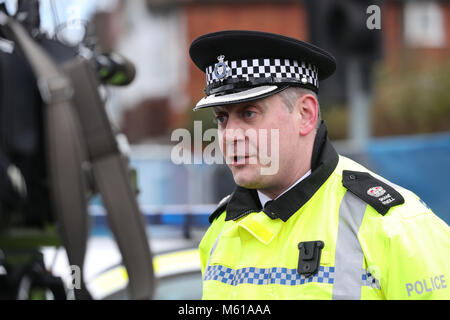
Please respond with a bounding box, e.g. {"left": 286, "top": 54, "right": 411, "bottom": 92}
{"left": 227, "top": 155, "right": 255, "bottom": 166}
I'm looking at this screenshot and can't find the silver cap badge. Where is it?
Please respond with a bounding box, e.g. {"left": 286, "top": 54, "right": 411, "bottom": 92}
{"left": 213, "top": 55, "right": 228, "bottom": 81}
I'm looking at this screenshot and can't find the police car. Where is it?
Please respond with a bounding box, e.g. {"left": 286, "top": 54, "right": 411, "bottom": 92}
{"left": 87, "top": 247, "right": 202, "bottom": 300}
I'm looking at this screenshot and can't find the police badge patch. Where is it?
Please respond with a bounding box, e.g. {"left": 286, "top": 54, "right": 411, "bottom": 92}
{"left": 367, "top": 186, "right": 386, "bottom": 198}
{"left": 342, "top": 170, "right": 405, "bottom": 216}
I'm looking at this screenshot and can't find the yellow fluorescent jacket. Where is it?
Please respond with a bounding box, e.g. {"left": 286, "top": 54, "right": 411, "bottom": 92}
{"left": 199, "top": 125, "right": 450, "bottom": 300}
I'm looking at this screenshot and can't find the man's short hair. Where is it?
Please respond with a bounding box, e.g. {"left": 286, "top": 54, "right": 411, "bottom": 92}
{"left": 278, "top": 87, "right": 322, "bottom": 129}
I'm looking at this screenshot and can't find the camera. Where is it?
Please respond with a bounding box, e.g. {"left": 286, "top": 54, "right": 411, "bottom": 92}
{"left": 0, "top": 0, "right": 153, "bottom": 300}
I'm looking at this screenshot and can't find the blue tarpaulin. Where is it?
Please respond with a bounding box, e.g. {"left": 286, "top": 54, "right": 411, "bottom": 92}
{"left": 366, "top": 132, "right": 450, "bottom": 224}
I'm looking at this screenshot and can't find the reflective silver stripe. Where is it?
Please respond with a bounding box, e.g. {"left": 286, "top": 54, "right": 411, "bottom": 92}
{"left": 203, "top": 228, "right": 224, "bottom": 280}
{"left": 332, "top": 191, "right": 367, "bottom": 299}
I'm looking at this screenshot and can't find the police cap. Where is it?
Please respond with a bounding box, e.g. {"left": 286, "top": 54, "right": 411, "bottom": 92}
{"left": 189, "top": 30, "right": 336, "bottom": 110}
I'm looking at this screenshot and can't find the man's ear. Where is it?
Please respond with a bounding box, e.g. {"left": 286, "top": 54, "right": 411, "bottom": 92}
{"left": 295, "top": 94, "right": 318, "bottom": 136}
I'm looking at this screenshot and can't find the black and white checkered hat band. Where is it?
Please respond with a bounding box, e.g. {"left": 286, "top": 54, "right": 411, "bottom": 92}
{"left": 206, "top": 58, "right": 319, "bottom": 89}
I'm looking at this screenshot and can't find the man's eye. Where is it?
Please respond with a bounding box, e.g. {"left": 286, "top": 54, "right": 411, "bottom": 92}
{"left": 215, "top": 115, "right": 227, "bottom": 124}
{"left": 244, "top": 111, "right": 256, "bottom": 119}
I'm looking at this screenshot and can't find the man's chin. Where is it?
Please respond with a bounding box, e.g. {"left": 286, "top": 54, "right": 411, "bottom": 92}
{"left": 232, "top": 168, "right": 264, "bottom": 189}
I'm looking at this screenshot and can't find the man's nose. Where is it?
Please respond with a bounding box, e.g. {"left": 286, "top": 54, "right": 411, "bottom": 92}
{"left": 223, "top": 117, "right": 246, "bottom": 144}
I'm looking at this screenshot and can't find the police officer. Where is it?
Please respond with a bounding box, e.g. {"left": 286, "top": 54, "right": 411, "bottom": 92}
{"left": 189, "top": 30, "right": 450, "bottom": 300}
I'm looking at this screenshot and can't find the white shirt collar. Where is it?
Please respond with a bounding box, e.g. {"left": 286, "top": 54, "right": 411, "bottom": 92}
{"left": 257, "top": 170, "right": 312, "bottom": 208}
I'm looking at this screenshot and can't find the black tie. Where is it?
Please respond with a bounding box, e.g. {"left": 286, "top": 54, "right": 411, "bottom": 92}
{"left": 264, "top": 200, "right": 273, "bottom": 209}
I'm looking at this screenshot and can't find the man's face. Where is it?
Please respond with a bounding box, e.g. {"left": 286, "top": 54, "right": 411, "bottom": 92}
{"left": 214, "top": 94, "right": 302, "bottom": 190}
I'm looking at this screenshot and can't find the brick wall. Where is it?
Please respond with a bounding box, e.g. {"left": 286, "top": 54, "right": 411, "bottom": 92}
{"left": 382, "top": 1, "right": 450, "bottom": 71}
{"left": 145, "top": 1, "right": 450, "bottom": 136}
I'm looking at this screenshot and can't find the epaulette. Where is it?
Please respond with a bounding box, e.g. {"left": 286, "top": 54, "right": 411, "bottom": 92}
{"left": 209, "top": 194, "right": 231, "bottom": 223}
{"left": 342, "top": 170, "right": 405, "bottom": 216}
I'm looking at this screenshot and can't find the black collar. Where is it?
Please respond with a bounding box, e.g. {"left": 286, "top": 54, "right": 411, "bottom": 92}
{"left": 225, "top": 121, "right": 339, "bottom": 222}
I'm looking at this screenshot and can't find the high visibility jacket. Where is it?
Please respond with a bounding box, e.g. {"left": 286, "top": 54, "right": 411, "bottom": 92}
{"left": 199, "top": 124, "right": 450, "bottom": 300}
